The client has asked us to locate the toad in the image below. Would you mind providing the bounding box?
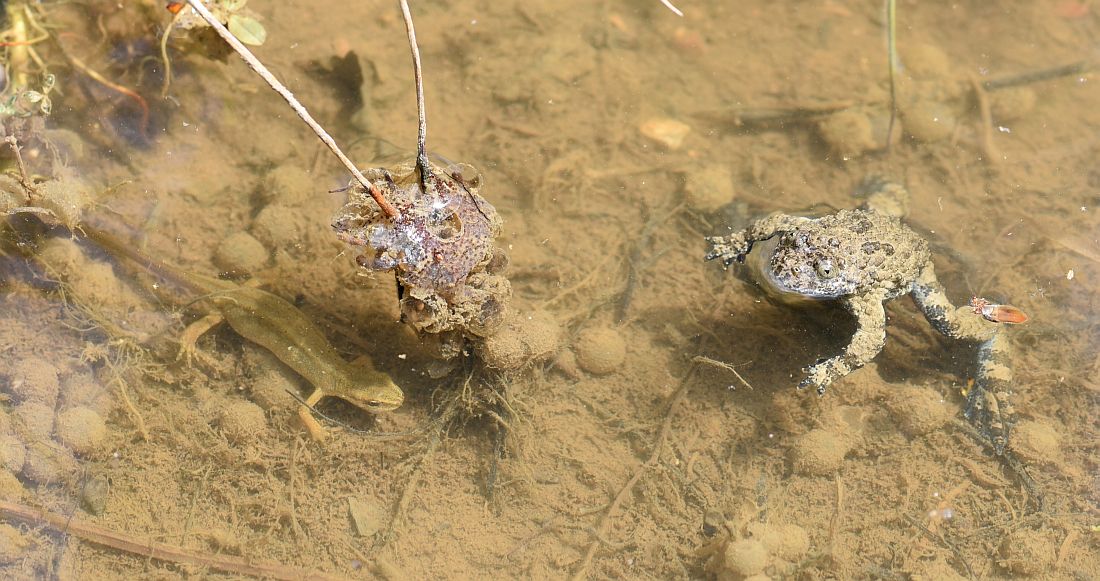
[706,177,1020,454]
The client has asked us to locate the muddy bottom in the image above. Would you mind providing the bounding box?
[0,1,1098,579]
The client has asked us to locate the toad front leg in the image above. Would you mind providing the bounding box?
[910,264,1015,455]
[705,213,813,265]
[799,291,888,395]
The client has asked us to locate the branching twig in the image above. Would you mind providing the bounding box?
[182,0,399,219]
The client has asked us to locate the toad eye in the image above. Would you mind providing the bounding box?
[815,258,838,278]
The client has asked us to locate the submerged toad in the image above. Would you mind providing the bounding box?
[706,177,1020,454]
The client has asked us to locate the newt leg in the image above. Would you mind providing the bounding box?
[176,312,224,368]
[297,389,328,442]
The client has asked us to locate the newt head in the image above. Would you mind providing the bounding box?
[345,375,405,413]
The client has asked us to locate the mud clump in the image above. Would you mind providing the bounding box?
[22,442,77,484]
[333,159,511,360]
[718,538,769,579]
[1009,419,1061,465]
[5,357,61,405]
[0,523,30,565]
[886,385,951,436]
[13,402,55,441]
[573,326,627,375]
[0,470,24,502]
[0,435,27,473]
[217,401,269,444]
[746,522,810,562]
[478,310,562,370]
[790,428,851,476]
[55,407,108,456]
[252,204,307,251]
[214,231,269,274]
[999,528,1056,576]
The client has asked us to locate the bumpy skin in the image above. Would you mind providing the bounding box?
[333,160,511,344]
[706,177,1016,454]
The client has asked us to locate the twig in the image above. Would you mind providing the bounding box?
[398,0,432,182]
[968,73,1001,165]
[570,366,694,580]
[0,500,346,580]
[983,60,1096,91]
[691,355,754,390]
[159,10,185,97]
[4,136,35,196]
[903,514,976,580]
[659,0,684,17]
[884,0,898,150]
[182,0,399,219]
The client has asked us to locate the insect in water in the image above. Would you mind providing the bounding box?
[969,296,1029,324]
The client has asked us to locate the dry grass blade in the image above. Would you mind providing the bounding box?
[0,500,346,580]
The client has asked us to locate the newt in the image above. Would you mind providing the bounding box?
[83,226,405,441]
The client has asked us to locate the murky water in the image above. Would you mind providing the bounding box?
[0,1,1097,579]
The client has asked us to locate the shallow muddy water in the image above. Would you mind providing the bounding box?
[0,1,1098,579]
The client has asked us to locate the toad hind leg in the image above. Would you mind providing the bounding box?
[910,263,1015,454]
[799,292,887,395]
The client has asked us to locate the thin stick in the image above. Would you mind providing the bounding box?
[4,136,35,196]
[884,0,898,150]
[659,0,684,17]
[182,0,399,219]
[0,500,345,581]
[159,10,185,98]
[968,73,1001,165]
[570,367,693,580]
[398,0,432,181]
[691,355,754,390]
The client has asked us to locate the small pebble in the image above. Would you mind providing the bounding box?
[818,109,878,159]
[13,402,56,441]
[683,164,735,213]
[999,528,1055,576]
[747,522,810,561]
[217,401,269,444]
[6,357,61,405]
[886,385,951,436]
[81,472,111,515]
[902,43,953,81]
[0,523,30,565]
[901,99,956,142]
[0,435,27,473]
[251,204,306,250]
[573,326,627,375]
[639,117,691,150]
[1009,419,1061,465]
[478,310,562,370]
[35,175,94,229]
[0,470,25,502]
[22,442,77,484]
[348,496,386,537]
[214,231,270,274]
[990,86,1037,122]
[722,538,769,577]
[59,372,106,410]
[260,165,314,207]
[790,428,850,476]
[55,407,108,456]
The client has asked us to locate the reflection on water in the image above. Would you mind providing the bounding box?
[0,0,1097,578]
